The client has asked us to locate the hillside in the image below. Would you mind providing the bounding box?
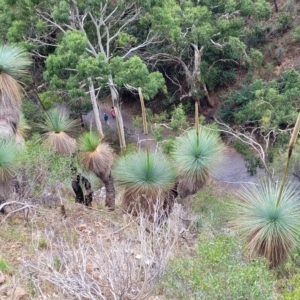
[2,0,300,299]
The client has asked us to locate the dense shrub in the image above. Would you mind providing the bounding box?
[160,234,275,299]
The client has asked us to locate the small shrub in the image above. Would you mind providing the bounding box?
[160,234,275,299]
[161,136,176,155]
[38,238,49,250]
[0,257,10,272]
[277,14,292,34]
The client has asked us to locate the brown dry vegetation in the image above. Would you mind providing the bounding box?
[0,189,193,300]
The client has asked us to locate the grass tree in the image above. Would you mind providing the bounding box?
[0,138,19,213]
[234,113,300,267]
[40,107,78,157]
[78,131,115,210]
[113,151,176,216]
[16,113,31,139]
[0,45,31,138]
[234,179,300,267]
[172,126,225,198]
[39,107,91,209]
[114,87,176,217]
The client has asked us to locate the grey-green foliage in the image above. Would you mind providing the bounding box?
[113,151,176,196]
[161,234,274,300]
[19,134,76,194]
[159,186,275,300]
[0,138,19,183]
[234,179,300,267]
[219,69,300,133]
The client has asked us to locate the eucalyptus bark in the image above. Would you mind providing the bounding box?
[108,75,126,151]
[191,44,214,108]
[88,78,104,138]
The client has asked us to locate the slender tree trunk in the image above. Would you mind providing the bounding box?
[273,0,278,13]
[103,171,115,211]
[201,82,214,107]
[88,78,104,138]
[108,75,126,151]
[190,44,215,109]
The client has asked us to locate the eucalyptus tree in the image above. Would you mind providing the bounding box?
[147,0,271,110]
[1,0,166,151]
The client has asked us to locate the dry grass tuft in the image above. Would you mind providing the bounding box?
[44,132,77,157]
[79,142,114,181]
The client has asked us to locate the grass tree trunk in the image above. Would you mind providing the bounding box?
[103,171,115,210]
[88,78,104,138]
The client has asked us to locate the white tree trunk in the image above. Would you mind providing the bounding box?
[108,75,126,151]
[88,78,104,138]
[191,44,214,108]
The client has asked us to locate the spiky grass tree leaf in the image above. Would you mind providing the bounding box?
[78,131,101,152]
[172,128,224,197]
[78,131,113,181]
[233,179,300,267]
[0,45,31,79]
[17,113,31,137]
[0,75,23,138]
[16,113,31,144]
[114,151,176,197]
[0,138,19,183]
[40,108,78,156]
[40,108,78,135]
[0,45,31,138]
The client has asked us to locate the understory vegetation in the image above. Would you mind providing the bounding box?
[2,0,300,299]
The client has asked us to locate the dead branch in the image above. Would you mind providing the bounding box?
[22,203,183,299]
[214,118,270,174]
[0,201,37,223]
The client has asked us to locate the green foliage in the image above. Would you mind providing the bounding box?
[21,100,44,134]
[243,24,269,48]
[0,138,19,182]
[161,136,176,155]
[51,1,70,23]
[6,20,27,42]
[160,234,274,299]
[219,71,300,136]
[249,48,264,69]
[0,257,10,272]
[172,128,224,186]
[113,151,176,196]
[20,135,76,191]
[152,124,163,142]
[233,179,300,267]
[284,272,300,299]
[78,131,102,153]
[277,14,293,34]
[77,54,110,83]
[116,33,137,47]
[292,26,300,41]
[111,56,166,100]
[39,91,61,109]
[253,0,271,20]
[170,104,188,131]
[40,107,78,135]
[160,184,275,298]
